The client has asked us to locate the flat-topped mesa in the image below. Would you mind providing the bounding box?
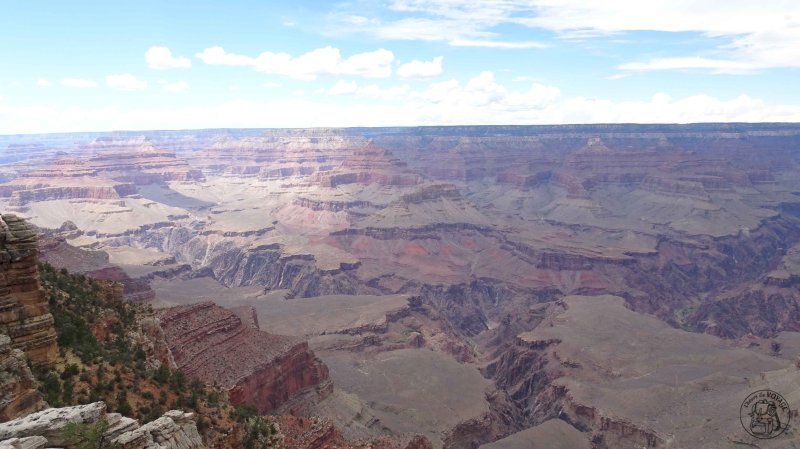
[315,143,421,187]
[0,157,137,206]
[0,215,57,366]
[400,183,462,204]
[195,131,370,177]
[82,138,205,184]
[157,302,332,414]
[193,137,280,176]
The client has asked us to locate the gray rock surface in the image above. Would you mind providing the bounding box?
[0,402,206,449]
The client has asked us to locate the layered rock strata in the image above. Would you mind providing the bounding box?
[0,335,46,422]
[0,215,56,365]
[157,302,332,414]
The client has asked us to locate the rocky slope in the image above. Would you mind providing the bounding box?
[157,302,332,414]
[38,236,156,303]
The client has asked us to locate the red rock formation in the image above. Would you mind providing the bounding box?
[157,302,332,414]
[83,137,205,183]
[0,334,47,421]
[0,215,57,366]
[270,415,433,449]
[193,130,369,178]
[315,143,420,187]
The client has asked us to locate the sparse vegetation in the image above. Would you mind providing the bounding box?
[63,419,117,449]
[33,262,244,446]
[243,416,275,449]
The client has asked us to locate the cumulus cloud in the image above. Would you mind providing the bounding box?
[397,56,443,78]
[106,74,148,90]
[36,79,53,87]
[162,81,189,92]
[61,78,97,88]
[196,45,394,79]
[328,80,358,95]
[146,46,192,70]
[328,80,410,99]
[196,46,254,66]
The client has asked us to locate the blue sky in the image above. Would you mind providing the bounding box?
[1,0,799,133]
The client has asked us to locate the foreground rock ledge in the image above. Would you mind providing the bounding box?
[0,402,206,449]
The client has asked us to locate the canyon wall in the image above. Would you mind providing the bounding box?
[0,335,46,422]
[4,124,800,447]
[157,302,332,414]
[0,214,57,366]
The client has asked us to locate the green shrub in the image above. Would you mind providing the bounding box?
[63,419,116,449]
[233,403,259,422]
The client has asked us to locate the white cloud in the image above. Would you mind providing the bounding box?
[328,80,358,95]
[2,91,799,135]
[449,39,548,49]
[61,78,97,88]
[397,56,443,78]
[162,81,189,92]
[422,71,560,109]
[36,79,52,87]
[196,46,255,66]
[618,57,764,74]
[263,81,283,88]
[196,46,394,79]
[338,1,800,71]
[4,72,800,133]
[328,80,410,99]
[336,48,394,78]
[358,84,411,100]
[146,46,192,70]
[106,74,148,90]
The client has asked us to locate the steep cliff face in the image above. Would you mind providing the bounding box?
[157,302,332,414]
[0,215,57,366]
[0,335,46,422]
